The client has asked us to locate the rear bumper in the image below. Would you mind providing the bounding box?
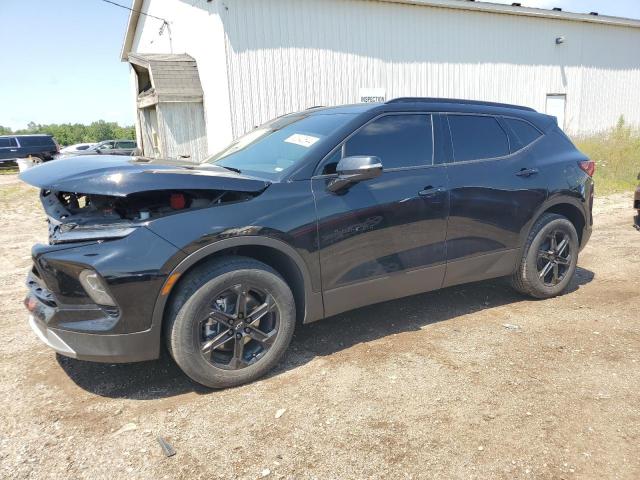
[634,186,640,231]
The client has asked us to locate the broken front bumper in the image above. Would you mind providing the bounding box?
[25,270,163,363]
[24,227,184,363]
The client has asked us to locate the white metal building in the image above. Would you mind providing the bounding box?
[121,0,640,161]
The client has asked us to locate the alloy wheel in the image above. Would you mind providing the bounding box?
[536,230,572,286]
[199,284,279,370]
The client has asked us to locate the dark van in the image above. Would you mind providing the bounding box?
[0,135,59,164]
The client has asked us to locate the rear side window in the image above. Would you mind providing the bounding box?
[343,114,433,170]
[18,136,54,147]
[448,115,509,162]
[504,118,542,147]
[0,137,16,148]
[118,141,136,148]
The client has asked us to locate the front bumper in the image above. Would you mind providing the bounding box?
[27,313,160,363]
[24,227,185,363]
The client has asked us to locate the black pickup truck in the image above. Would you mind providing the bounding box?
[0,135,59,164]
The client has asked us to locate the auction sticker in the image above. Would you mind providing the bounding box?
[285,133,320,148]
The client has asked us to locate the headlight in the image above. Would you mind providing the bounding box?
[51,224,137,244]
[78,270,117,306]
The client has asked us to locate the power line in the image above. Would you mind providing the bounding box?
[99,0,169,24]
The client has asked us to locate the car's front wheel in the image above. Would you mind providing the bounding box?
[510,213,579,299]
[166,256,296,388]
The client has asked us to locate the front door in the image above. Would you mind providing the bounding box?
[312,113,449,317]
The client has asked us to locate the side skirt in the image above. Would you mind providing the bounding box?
[322,264,446,318]
[442,248,519,288]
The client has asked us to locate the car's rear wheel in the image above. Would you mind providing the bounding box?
[166,256,295,388]
[510,213,579,299]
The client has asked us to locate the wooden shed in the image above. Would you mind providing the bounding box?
[128,53,208,162]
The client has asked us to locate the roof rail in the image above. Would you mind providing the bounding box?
[386,97,536,112]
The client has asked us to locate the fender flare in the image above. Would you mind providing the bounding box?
[521,193,587,246]
[150,236,322,336]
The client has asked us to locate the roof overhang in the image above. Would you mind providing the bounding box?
[383,0,640,29]
[129,53,204,108]
[121,0,640,61]
[121,0,144,62]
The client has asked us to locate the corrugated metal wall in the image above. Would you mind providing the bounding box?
[156,102,208,160]
[220,0,640,136]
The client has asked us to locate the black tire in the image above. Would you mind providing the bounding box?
[510,213,579,299]
[166,256,296,388]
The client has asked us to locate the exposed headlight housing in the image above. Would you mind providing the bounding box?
[51,224,137,245]
[78,270,117,306]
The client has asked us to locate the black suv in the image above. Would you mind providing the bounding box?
[0,134,59,164]
[21,98,594,388]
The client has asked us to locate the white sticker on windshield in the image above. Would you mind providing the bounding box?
[284,133,320,148]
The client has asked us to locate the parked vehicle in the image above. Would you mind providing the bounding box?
[0,134,59,164]
[59,143,96,155]
[71,139,138,156]
[634,173,640,230]
[21,98,594,388]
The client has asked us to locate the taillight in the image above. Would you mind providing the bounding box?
[578,160,595,177]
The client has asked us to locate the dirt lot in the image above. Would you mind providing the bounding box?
[0,174,638,479]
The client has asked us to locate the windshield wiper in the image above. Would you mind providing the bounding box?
[217,165,242,174]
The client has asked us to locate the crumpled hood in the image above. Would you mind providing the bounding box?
[19,155,271,196]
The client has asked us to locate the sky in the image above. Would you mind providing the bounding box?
[1,0,639,130]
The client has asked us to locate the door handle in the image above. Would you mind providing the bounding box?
[10,149,17,152]
[516,168,539,177]
[418,186,445,198]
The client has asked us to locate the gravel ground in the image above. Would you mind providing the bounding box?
[0,175,639,479]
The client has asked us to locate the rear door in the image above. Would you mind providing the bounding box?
[443,113,547,287]
[114,141,136,155]
[312,113,449,316]
[0,137,19,161]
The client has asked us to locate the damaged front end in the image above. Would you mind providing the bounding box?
[19,155,273,361]
[41,188,257,244]
[19,154,271,244]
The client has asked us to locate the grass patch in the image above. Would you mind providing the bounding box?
[573,117,640,195]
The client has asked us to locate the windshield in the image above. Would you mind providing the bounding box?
[88,141,108,151]
[204,113,357,179]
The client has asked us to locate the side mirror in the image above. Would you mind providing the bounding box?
[327,156,382,192]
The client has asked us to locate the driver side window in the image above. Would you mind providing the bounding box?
[320,114,433,175]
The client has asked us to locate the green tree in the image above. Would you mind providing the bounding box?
[3,121,135,146]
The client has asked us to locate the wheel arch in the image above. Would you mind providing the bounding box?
[527,196,587,247]
[152,237,324,339]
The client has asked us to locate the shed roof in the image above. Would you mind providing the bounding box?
[129,53,203,107]
[121,0,640,61]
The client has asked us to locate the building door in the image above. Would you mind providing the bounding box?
[546,94,566,130]
[312,113,449,317]
[139,106,160,158]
